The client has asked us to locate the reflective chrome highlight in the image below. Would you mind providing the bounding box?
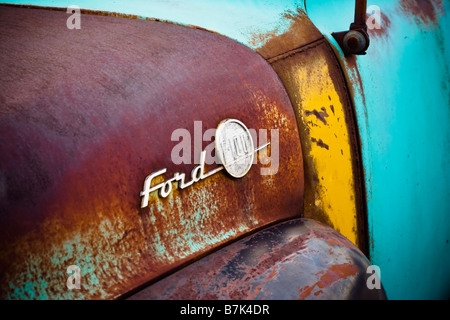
[215,119,254,178]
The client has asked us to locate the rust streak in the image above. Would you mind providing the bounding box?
[297,263,359,299]
[399,0,444,25]
[345,55,366,107]
[367,12,391,39]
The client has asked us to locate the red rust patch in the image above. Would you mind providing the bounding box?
[297,263,359,299]
[399,0,445,25]
[251,7,323,60]
[367,12,392,38]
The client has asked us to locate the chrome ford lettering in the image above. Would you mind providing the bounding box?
[140,119,269,208]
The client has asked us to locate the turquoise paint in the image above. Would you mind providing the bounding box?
[9,279,50,300]
[307,0,450,299]
[4,0,449,300]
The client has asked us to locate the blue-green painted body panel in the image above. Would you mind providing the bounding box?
[307,0,450,299]
[3,0,449,299]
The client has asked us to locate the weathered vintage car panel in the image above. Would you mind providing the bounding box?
[4,0,446,301]
[127,218,386,300]
[0,6,304,299]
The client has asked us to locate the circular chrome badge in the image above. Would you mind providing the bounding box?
[215,119,254,178]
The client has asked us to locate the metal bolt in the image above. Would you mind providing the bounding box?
[343,30,369,54]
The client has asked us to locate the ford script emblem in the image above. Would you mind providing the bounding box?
[140,119,269,208]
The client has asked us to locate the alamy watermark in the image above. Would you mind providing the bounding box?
[367,5,382,30]
[366,265,381,290]
[66,5,81,30]
[66,265,81,290]
[170,121,279,176]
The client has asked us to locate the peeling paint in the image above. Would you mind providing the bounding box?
[267,41,362,248]
[128,219,386,300]
[297,263,359,299]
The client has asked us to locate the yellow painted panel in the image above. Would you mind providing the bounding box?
[291,53,358,245]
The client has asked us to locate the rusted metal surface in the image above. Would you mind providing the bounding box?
[248,8,323,60]
[0,6,303,299]
[354,0,368,27]
[127,218,386,300]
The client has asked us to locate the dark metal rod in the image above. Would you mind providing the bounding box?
[354,0,367,27]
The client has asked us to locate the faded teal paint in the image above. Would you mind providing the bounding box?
[9,279,50,300]
[307,0,450,299]
[11,286,28,300]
